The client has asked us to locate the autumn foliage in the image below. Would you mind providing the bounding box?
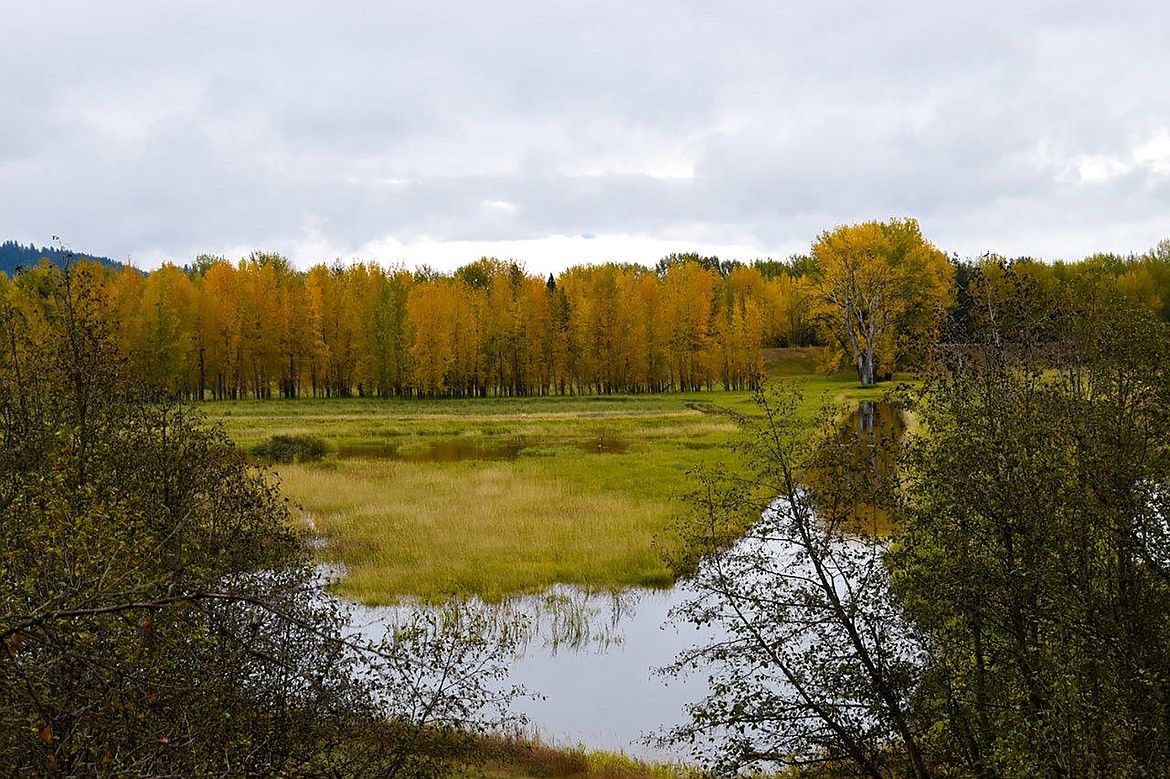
[808,218,954,385]
[8,224,1168,400]
[2,254,812,399]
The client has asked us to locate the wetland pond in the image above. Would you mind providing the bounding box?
[339,401,904,760]
[345,583,708,759]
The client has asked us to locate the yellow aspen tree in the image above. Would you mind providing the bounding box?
[614,267,651,392]
[359,264,413,398]
[518,274,553,395]
[547,271,574,395]
[280,275,309,398]
[405,279,457,397]
[111,266,148,375]
[717,266,768,390]
[138,264,199,397]
[1115,266,1163,315]
[239,253,293,399]
[809,218,953,385]
[636,272,669,392]
[559,266,597,393]
[661,261,718,391]
[199,260,242,399]
[304,265,330,397]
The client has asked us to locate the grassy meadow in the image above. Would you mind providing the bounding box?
[205,348,888,603]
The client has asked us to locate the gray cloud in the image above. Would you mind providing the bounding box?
[2,0,1170,268]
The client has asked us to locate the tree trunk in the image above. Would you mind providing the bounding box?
[857,350,875,385]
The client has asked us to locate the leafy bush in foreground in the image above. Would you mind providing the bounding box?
[0,262,521,776]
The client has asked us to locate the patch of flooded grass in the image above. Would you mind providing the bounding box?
[337,438,528,462]
[278,455,682,603]
[334,436,631,462]
[208,373,898,601]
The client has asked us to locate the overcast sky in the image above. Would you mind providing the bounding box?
[3,1,1169,275]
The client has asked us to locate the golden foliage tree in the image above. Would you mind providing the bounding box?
[809,218,953,385]
[3,251,805,398]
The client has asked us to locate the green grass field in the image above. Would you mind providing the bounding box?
[205,351,888,603]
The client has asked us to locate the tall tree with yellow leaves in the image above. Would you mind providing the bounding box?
[809,218,953,385]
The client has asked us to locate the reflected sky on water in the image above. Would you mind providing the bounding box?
[331,402,905,759]
[342,582,714,759]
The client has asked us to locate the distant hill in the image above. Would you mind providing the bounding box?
[0,240,126,276]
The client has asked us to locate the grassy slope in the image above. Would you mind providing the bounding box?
[206,351,888,603]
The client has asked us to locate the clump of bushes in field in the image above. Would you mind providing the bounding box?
[251,434,328,463]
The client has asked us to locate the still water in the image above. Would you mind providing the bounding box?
[339,402,904,759]
[345,584,712,759]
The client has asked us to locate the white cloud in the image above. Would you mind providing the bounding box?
[1033,127,1170,187]
[65,81,204,144]
[1073,154,1130,184]
[1134,128,1170,175]
[482,200,519,214]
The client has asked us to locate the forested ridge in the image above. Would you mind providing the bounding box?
[0,240,123,276]
[3,227,1170,400]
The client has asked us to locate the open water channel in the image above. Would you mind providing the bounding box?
[344,577,712,759]
[335,401,903,760]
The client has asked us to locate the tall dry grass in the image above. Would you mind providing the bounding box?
[210,371,890,602]
[278,452,681,603]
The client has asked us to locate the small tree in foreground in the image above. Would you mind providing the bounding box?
[0,261,521,775]
[889,273,1170,775]
[662,269,1170,776]
[658,386,930,777]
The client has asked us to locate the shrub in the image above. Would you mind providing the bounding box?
[252,433,328,463]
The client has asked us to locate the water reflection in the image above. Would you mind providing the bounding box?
[843,401,904,492]
[339,582,710,759]
[346,587,643,655]
[327,402,904,759]
[806,401,905,536]
[852,400,904,443]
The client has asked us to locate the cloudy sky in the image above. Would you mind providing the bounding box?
[3,1,1169,275]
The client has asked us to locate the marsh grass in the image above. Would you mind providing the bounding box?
[206,359,890,602]
[466,731,704,778]
[250,433,328,463]
[276,440,720,603]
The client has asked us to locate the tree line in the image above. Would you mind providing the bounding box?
[0,239,122,276]
[1,254,814,400]
[4,223,1170,397]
